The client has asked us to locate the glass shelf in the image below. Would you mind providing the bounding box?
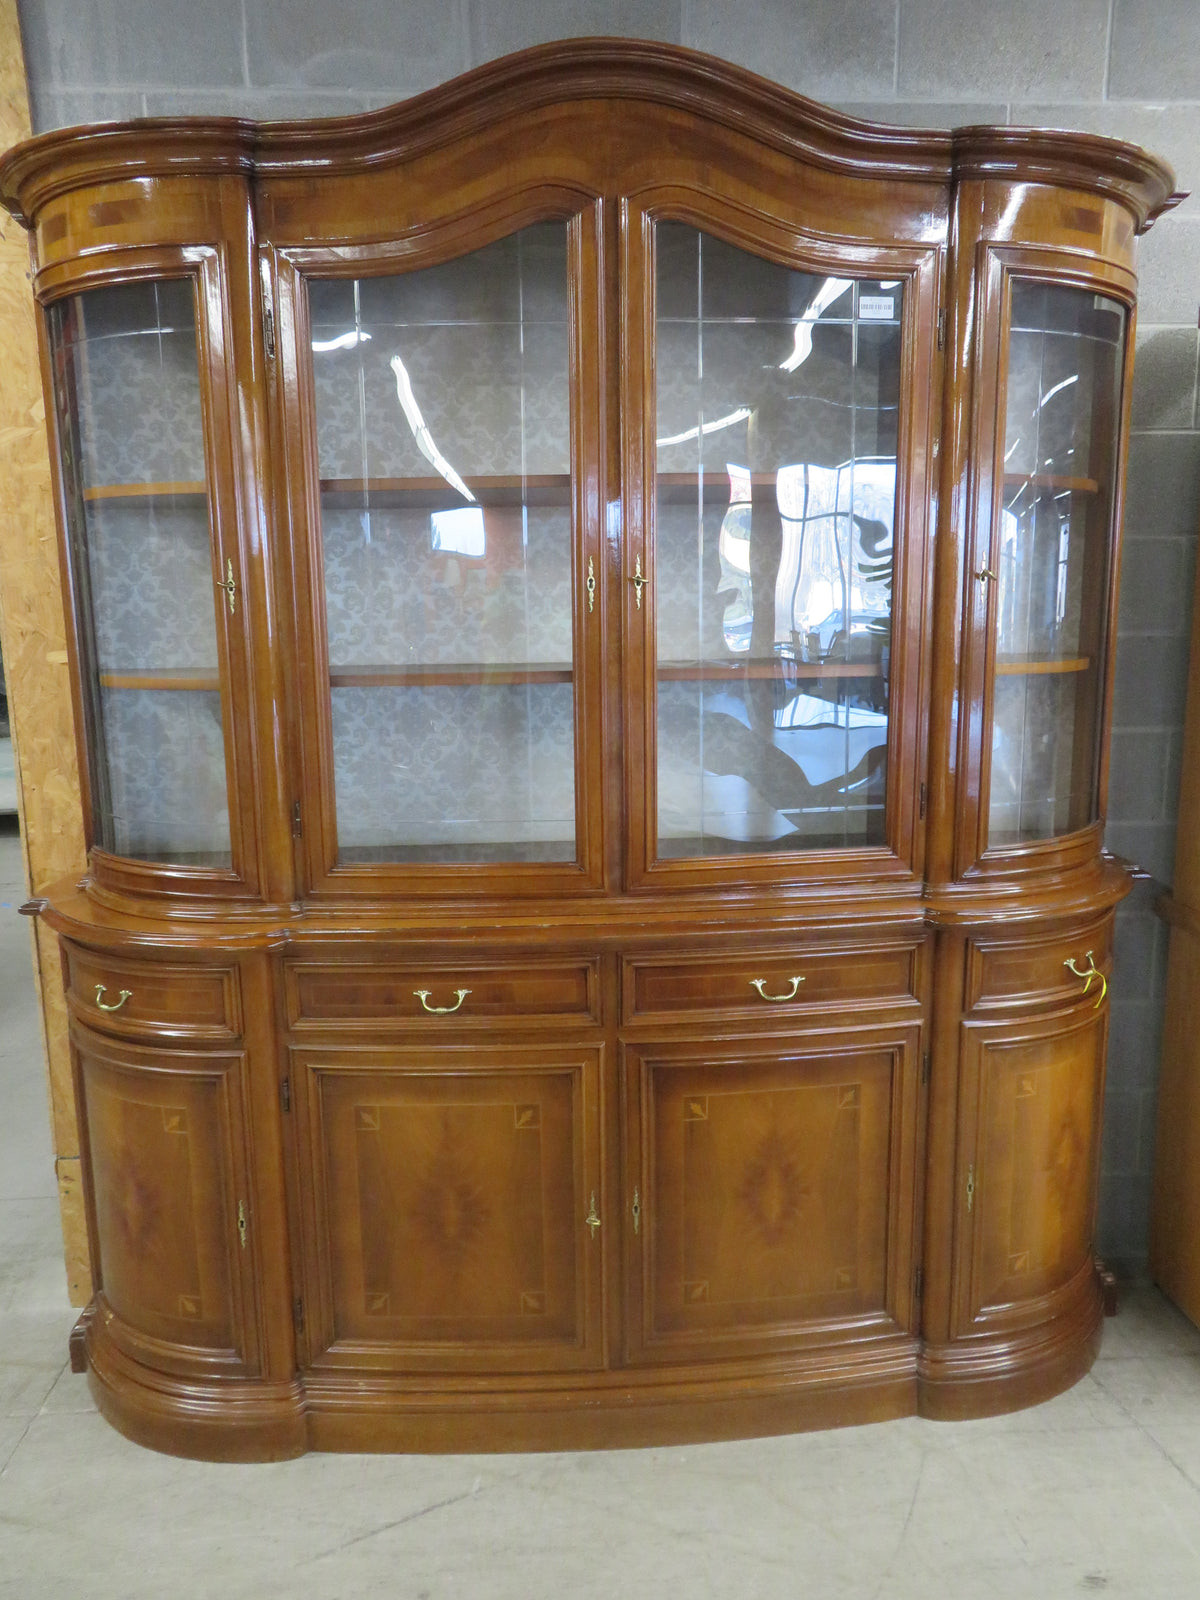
[82,481,207,503]
[319,474,570,510]
[994,656,1090,677]
[657,659,885,682]
[98,669,221,691]
[1001,472,1100,496]
[328,663,573,687]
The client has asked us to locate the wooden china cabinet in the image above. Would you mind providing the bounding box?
[0,42,1178,1459]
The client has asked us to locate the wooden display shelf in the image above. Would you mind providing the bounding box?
[658,658,886,681]
[1002,473,1100,495]
[995,655,1090,677]
[98,669,219,690]
[82,481,206,502]
[327,659,885,688]
[320,473,570,509]
[329,662,573,687]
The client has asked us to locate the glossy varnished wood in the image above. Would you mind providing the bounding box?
[0,41,1177,1457]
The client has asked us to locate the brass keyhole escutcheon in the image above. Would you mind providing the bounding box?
[585,1193,601,1239]
[217,557,237,615]
[630,554,648,609]
[586,556,596,614]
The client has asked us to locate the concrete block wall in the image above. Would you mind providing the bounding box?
[15,0,1200,1269]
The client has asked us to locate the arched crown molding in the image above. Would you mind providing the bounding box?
[0,39,1183,233]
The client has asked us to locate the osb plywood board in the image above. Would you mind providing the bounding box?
[0,0,91,1304]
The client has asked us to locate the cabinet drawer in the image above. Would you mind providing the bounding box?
[622,941,922,1025]
[285,957,602,1030]
[965,918,1113,1014]
[64,945,242,1042]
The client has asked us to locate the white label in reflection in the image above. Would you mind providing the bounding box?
[858,295,895,321]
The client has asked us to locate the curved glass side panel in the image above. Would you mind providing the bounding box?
[987,282,1126,847]
[309,223,575,865]
[47,280,231,866]
[654,224,902,857]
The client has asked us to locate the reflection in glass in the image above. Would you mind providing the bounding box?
[47,280,232,866]
[309,224,575,863]
[654,224,903,856]
[988,283,1126,846]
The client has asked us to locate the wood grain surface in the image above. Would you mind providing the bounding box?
[0,0,89,1304]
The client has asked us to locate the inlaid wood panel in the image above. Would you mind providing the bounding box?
[955,1005,1107,1334]
[73,1026,257,1371]
[624,1027,920,1361]
[293,1045,603,1372]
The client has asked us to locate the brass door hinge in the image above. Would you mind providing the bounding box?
[919,781,927,821]
[914,1264,924,1302]
[937,307,947,349]
[292,800,302,838]
[263,305,276,359]
[921,1050,931,1087]
[293,1297,304,1333]
[280,1076,291,1113]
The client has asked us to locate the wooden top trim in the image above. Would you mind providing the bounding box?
[0,40,1181,232]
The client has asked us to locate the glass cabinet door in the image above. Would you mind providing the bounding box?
[47,279,233,867]
[652,225,904,857]
[986,281,1126,847]
[307,224,577,865]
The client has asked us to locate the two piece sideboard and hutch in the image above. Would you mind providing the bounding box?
[0,42,1179,1459]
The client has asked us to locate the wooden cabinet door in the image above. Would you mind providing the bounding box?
[952,1002,1107,1336]
[291,1044,604,1373]
[623,1026,922,1363]
[73,1024,260,1376]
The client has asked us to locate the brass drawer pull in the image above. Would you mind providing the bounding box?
[413,987,471,1015]
[750,975,805,1003]
[1064,952,1107,1008]
[94,983,132,1013]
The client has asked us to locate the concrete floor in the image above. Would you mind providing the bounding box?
[5,825,1200,1597]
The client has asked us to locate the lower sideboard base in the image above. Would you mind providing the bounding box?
[915,1273,1105,1422]
[71,1287,1106,1459]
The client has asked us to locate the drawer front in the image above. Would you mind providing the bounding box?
[965,917,1113,1014]
[622,941,922,1025]
[285,957,602,1031]
[65,945,242,1042]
